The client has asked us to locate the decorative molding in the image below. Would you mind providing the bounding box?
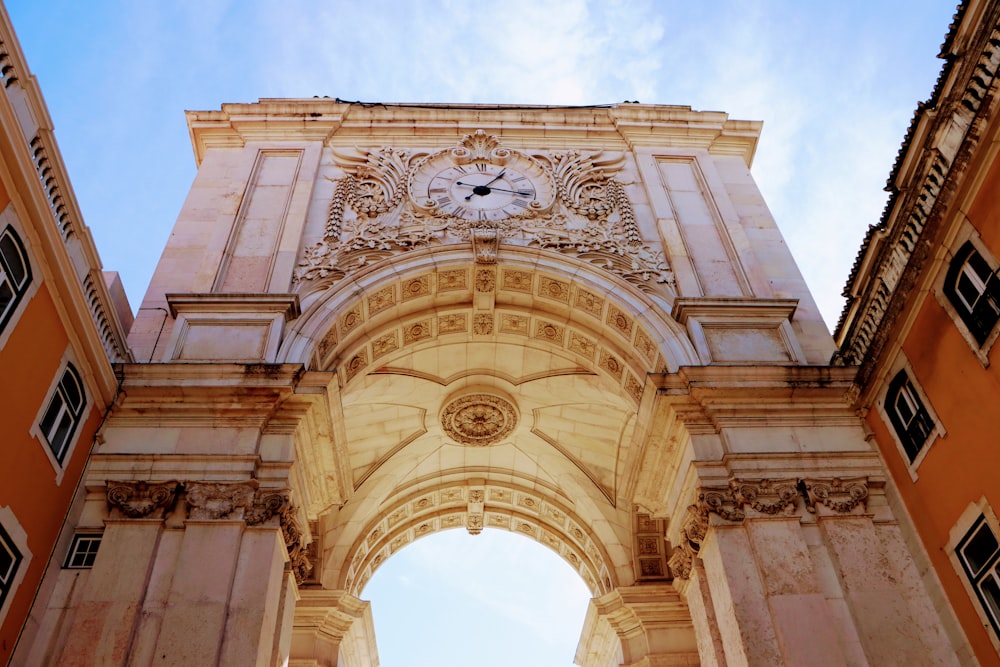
[800,477,869,514]
[246,489,291,526]
[293,133,673,293]
[835,21,1000,384]
[106,481,179,519]
[186,481,258,521]
[440,393,518,446]
[669,476,869,579]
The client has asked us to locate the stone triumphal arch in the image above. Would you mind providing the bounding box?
[16,102,969,666]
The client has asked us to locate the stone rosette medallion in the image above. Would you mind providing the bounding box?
[440,393,517,446]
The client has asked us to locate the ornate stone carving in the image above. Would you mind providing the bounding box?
[670,476,863,579]
[107,481,178,519]
[279,503,313,585]
[186,481,257,520]
[730,478,799,516]
[441,393,518,446]
[473,313,494,335]
[800,477,869,514]
[474,269,496,293]
[472,229,500,264]
[294,134,673,292]
[246,490,290,526]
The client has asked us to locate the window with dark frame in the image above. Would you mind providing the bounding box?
[0,224,31,335]
[64,534,101,569]
[0,522,23,612]
[885,369,935,463]
[957,516,1000,637]
[40,363,86,464]
[944,241,1000,345]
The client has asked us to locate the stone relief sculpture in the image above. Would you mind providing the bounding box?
[295,131,673,292]
[667,476,870,580]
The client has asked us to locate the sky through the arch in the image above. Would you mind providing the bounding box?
[5,2,961,665]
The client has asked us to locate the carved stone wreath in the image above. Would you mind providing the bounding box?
[440,393,518,446]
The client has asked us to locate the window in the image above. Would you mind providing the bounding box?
[885,369,935,462]
[0,522,23,613]
[0,224,31,334]
[957,516,1000,637]
[40,363,86,464]
[64,534,101,569]
[945,241,1000,345]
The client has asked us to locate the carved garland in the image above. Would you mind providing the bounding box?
[295,132,673,292]
[667,476,869,580]
[105,481,313,585]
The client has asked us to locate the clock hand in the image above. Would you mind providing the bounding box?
[481,186,534,196]
[483,170,506,187]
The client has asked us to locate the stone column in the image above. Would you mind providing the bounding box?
[290,589,379,667]
[149,483,295,666]
[672,561,726,667]
[54,481,303,667]
[669,477,961,667]
[54,482,178,667]
[575,584,699,667]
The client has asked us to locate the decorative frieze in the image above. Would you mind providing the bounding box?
[800,477,869,514]
[186,481,257,521]
[669,476,870,580]
[106,481,312,585]
[106,481,179,519]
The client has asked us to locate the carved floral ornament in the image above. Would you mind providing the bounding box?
[667,477,870,580]
[105,480,313,585]
[295,130,673,293]
[440,393,518,446]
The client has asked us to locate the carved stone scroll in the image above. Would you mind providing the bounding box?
[106,480,179,519]
[669,476,869,579]
[246,489,291,526]
[186,481,258,521]
[800,477,869,514]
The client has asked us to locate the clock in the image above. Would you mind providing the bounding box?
[409,151,555,222]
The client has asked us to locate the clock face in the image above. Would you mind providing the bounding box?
[410,154,555,222]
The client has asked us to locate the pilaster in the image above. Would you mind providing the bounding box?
[290,589,378,667]
[575,584,699,667]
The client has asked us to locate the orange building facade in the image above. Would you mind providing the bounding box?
[0,7,130,663]
[837,1,1000,663]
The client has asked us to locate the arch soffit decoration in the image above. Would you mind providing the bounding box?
[335,477,619,598]
[279,246,701,380]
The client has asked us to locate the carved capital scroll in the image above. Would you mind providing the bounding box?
[669,476,868,579]
[246,489,291,526]
[106,480,179,519]
[186,481,258,521]
[800,477,869,514]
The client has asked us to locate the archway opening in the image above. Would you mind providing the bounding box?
[362,528,592,667]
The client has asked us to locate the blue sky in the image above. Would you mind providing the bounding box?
[6,2,959,665]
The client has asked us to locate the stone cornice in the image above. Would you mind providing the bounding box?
[835,2,1000,389]
[186,100,761,167]
[650,365,858,429]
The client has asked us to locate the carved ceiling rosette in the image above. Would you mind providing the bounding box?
[294,131,673,293]
[440,392,518,446]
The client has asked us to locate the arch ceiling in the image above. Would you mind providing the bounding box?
[280,246,699,592]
